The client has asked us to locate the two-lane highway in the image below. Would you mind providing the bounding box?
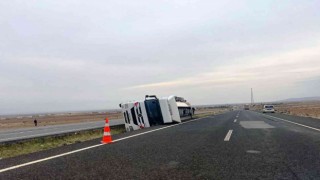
[0,119,124,143]
[1,111,320,179]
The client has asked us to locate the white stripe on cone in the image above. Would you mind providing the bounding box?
[104,132,111,136]
[105,123,110,127]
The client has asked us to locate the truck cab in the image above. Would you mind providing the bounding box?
[119,95,193,132]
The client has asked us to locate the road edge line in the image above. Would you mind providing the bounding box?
[257,112,320,132]
[0,117,207,173]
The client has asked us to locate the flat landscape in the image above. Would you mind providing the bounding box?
[1,1,319,179]
[276,101,320,119]
[1,110,320,179]
[0,111,122,131]
[252,101,320,119]
[0,107,229,131]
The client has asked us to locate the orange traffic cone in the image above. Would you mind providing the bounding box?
[101,118,113,144]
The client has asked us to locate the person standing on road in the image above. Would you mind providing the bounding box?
[34,119,38,127]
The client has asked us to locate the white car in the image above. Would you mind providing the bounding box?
[263,105,275,113]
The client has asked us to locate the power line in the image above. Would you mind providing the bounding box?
[251,88,254,105]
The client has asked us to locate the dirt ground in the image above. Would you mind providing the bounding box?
[194,106,231,116]
[0,107,230,131]
[0,111,123,131]
[251,101,320,119]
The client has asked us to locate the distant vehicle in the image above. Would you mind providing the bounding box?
[119,95,193,132]
[263,105,275,113]
[244,104,250,110]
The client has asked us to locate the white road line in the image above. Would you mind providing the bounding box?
[234,119,237,123]
[0,120,123,135]
[0,144,104,173]
[0,126,106,142]
[262,113,320,132]
[0,117,207,173]
[224,130,233,141]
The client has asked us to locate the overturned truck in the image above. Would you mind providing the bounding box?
[119,95,193,132]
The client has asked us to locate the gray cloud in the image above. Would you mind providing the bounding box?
[1,0,320,114]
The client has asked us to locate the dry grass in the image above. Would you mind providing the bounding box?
[193,107,231,118]
[0,126,125,159]
[0,111,122,130]
[251,101,320,119]
[276,101,320,119]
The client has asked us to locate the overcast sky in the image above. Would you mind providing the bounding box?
[1,0,320,114]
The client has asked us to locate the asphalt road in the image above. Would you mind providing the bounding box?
[0,119,125,143]
[1,110,320,179]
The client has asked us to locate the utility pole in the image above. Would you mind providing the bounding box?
[251,88,254,105]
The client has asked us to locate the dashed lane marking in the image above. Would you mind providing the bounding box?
[224,130,233,141]
[0,117,207,173]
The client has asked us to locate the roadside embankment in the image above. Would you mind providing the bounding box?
[0,125,125,159]
[0,111,122,131]
[0,106,230,159]
[250,101,320,119]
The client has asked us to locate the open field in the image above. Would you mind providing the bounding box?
[193,106,231,118]
[3,101,316,132]
[252,101,320,119]
[0,111,122,131]
[276,101,320,119]
[0,106,231,131]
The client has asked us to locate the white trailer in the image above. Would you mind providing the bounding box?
[119,95,193,132]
